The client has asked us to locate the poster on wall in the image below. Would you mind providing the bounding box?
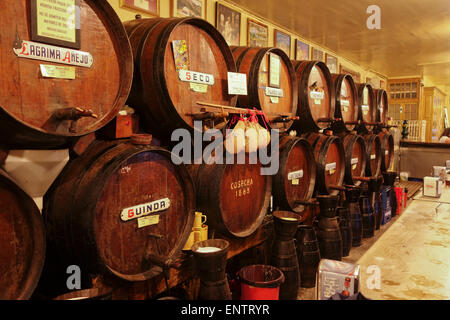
[216,3,241,46]
[121,0,159,16]
[173,0,204,18]
[295,39,309,60]
[30,0,81,49]
[247,19,268,47]
[340,65,361,83]
[325,53,338,73]
[312,47,323,62]
[274,30,291,58]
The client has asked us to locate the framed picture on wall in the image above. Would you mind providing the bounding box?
[247,19,268,47]
[340,65,361,83]
[325,53,338,74]
[380,79,385,89]
[274,29,291,57]
[216,2,241,46]
[312,47,323,61]
[120,0,159,16]
[295,39,309,60]
[173,0,205,18]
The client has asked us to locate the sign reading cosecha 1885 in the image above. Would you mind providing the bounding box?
[30,0,81,49]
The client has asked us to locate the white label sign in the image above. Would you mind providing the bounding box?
[310,91,324,100]
[351,158,359,165]
[14,40,93,68]
[120,198,170,222]
[288,170,304,181]
[341,99,350,107]
[362,105,369,110]
[370,154,376,160]
[227,72,247,95]
[265,87,284,97]
[325,162,337,171]
[385,150,389,155]
[179,70,215,85]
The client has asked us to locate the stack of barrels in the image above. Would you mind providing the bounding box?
[0,1,395,300]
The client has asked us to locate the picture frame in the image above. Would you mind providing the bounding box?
[120,0,159,16]
[247,19,268,47]
[325,53,338,74]
[269,53,281,88]
[274,29,291,58]
[173,0,205,19]
[312,47,323,62]
[340,65,361,83]
[216,2,241,46]
[295,39,310,60]
[30,0,81,49]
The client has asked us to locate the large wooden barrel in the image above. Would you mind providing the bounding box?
[302,133,345,196]
[0,170,45,300]
[341,133,367,186]
[291,61,335,133]
[230,47,298,133]
[332,74,359,132]
[375,89,389,125]
[0,0,133,149]
[43,138,195,281]
[377,131,394,172]
[356,83,376,132]
[125,17,237,138]
[272,136,316,213]
[363,134,382,177]
[195,159,271,237]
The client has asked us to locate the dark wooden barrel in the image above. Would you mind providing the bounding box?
[377,131,394,172]
[0,0,133,149]
[125,17,237,138]
[332,74,359,132]
[296,225,320,288]
[356,83,376,132]
[291,61,335,133]
[230,47,298,132]
[195,158,271,237]
[0,170,45,300]
[375,89,389,125]
[43,138,195,281]
[341,133,367,186]
[302,133,345,196]
[363,134,382,178]
[272,136,316,213]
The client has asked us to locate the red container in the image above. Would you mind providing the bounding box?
[239,265,285,300]
[395,187,404,215]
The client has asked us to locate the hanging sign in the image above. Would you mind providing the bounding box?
[120,198,171,222]
[288,170,304,181]
[265,87,284,97]
[14,40,93,68]
[31,0,81,49]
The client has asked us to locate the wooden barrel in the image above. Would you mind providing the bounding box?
[0,170,45,300]
[332,74,359,132]
[291,61,335,133]
[377,131,394,172]
[272,136,316,213]
[363,134,382,177]
[341,133,367,186]
[125,17,237,138]
[302,133,345,196]
[195,158,271,237]
[231,47,298,132]
[375,89,389,125]
[43,138,195,281]
[356,83,376,132]
[0,0,133,149]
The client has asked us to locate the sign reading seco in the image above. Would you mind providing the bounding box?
[179,70,215,85]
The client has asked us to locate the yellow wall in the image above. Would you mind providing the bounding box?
[107,0,387,86]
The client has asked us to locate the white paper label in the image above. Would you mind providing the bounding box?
[362,105,369,110]
[14,40,93,68]
[325,162,337,171]
[341,99,350,107]
[385,150,389,155]
[265,87,284,97]
[310,91,324,100]
[40,64,75,79]
[288,170,304,180]
[179,70,215,85]
[270,96,279,103]
[120,198,170,222]
[370,154,376,160]
[227,72,247,95]
[137,215,160,228]
[351,158,359,165]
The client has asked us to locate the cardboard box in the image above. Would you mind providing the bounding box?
[316,259,360,300]
[423,176,443,198]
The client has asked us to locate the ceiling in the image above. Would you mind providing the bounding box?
[229,0,450,94]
